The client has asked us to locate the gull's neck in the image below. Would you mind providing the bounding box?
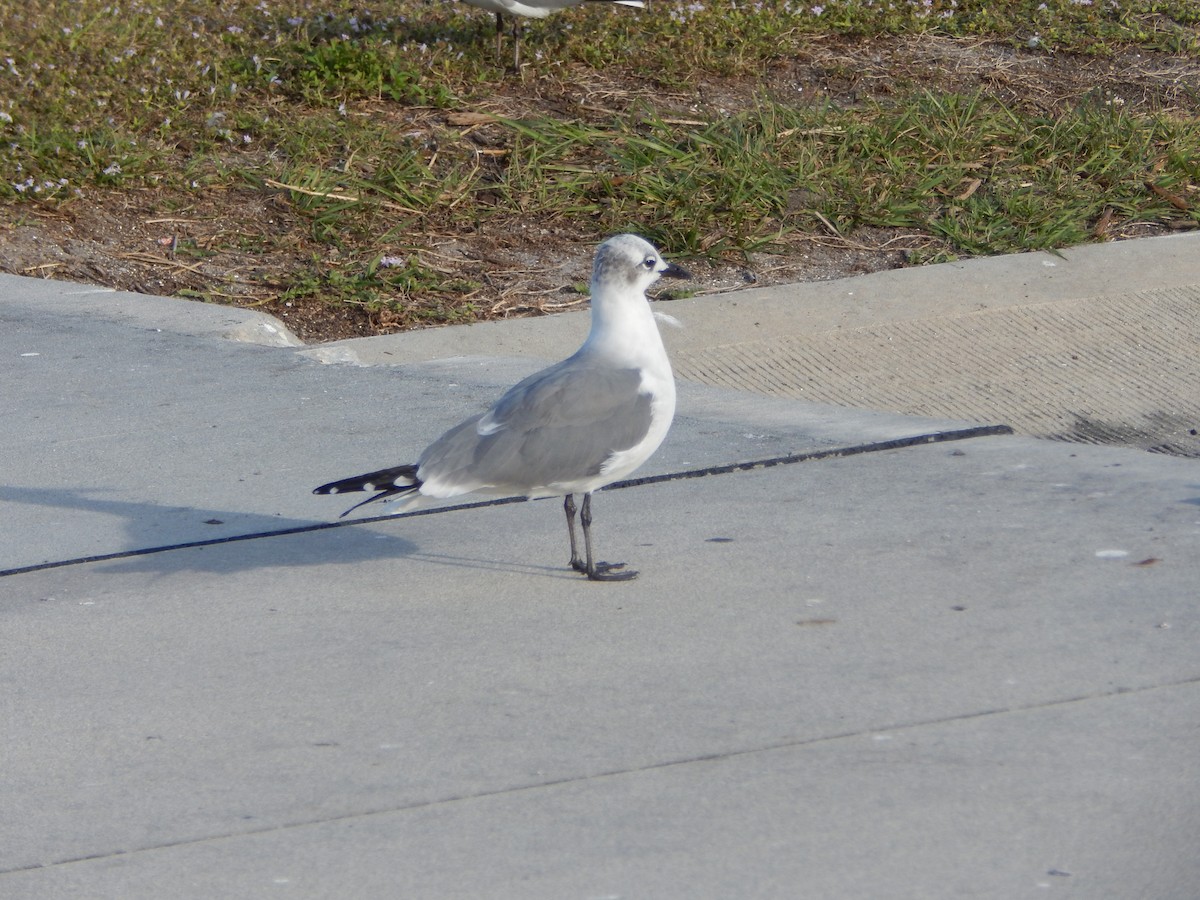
[580,282,667,368]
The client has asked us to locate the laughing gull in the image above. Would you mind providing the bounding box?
[460,0,645,69]
[314,233,689,581]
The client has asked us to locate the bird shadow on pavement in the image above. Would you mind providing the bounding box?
[0,484,576,580]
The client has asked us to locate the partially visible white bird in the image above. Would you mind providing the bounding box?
[314,233,689,581]
[459,0,646,69]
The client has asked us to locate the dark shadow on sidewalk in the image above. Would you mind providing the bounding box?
[0,484,579,580]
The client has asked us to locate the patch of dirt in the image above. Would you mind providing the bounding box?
[1,34,1196,343]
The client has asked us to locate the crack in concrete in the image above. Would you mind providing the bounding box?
[0,425,1010,578]
[5,673,1196,877]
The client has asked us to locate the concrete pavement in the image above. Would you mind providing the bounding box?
[2,234,1199,898]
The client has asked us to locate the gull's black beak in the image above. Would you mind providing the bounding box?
[661,261,691,280]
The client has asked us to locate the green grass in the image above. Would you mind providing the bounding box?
[488,95,1199,255]
[274,254,481,328]
[1,0,1198,326]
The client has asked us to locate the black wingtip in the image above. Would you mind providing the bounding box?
[314,464,419,495]
[312,484,354,496]
[313,464,422,516]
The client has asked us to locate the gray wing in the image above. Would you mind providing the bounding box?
[417,360,652,493]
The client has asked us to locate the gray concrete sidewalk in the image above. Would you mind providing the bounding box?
[2,236,1199,898]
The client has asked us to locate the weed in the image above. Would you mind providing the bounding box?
[279,253,480,328]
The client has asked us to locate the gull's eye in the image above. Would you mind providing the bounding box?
[642,256,657,270]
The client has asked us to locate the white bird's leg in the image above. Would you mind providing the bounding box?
[580,492,637,582]
[494,12,504,66]
[564,494,585,573]
[511,18,523,71]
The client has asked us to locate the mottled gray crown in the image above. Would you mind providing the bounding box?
[591,234,664,289]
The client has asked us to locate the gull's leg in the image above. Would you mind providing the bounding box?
[564,494,586,573]
[511,18,523,71]
[580,492,637,582]
[494,13,504,67]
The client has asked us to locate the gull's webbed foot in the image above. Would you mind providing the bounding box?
[586,561,637,582]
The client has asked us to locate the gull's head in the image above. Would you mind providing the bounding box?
[592,234,690,299]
